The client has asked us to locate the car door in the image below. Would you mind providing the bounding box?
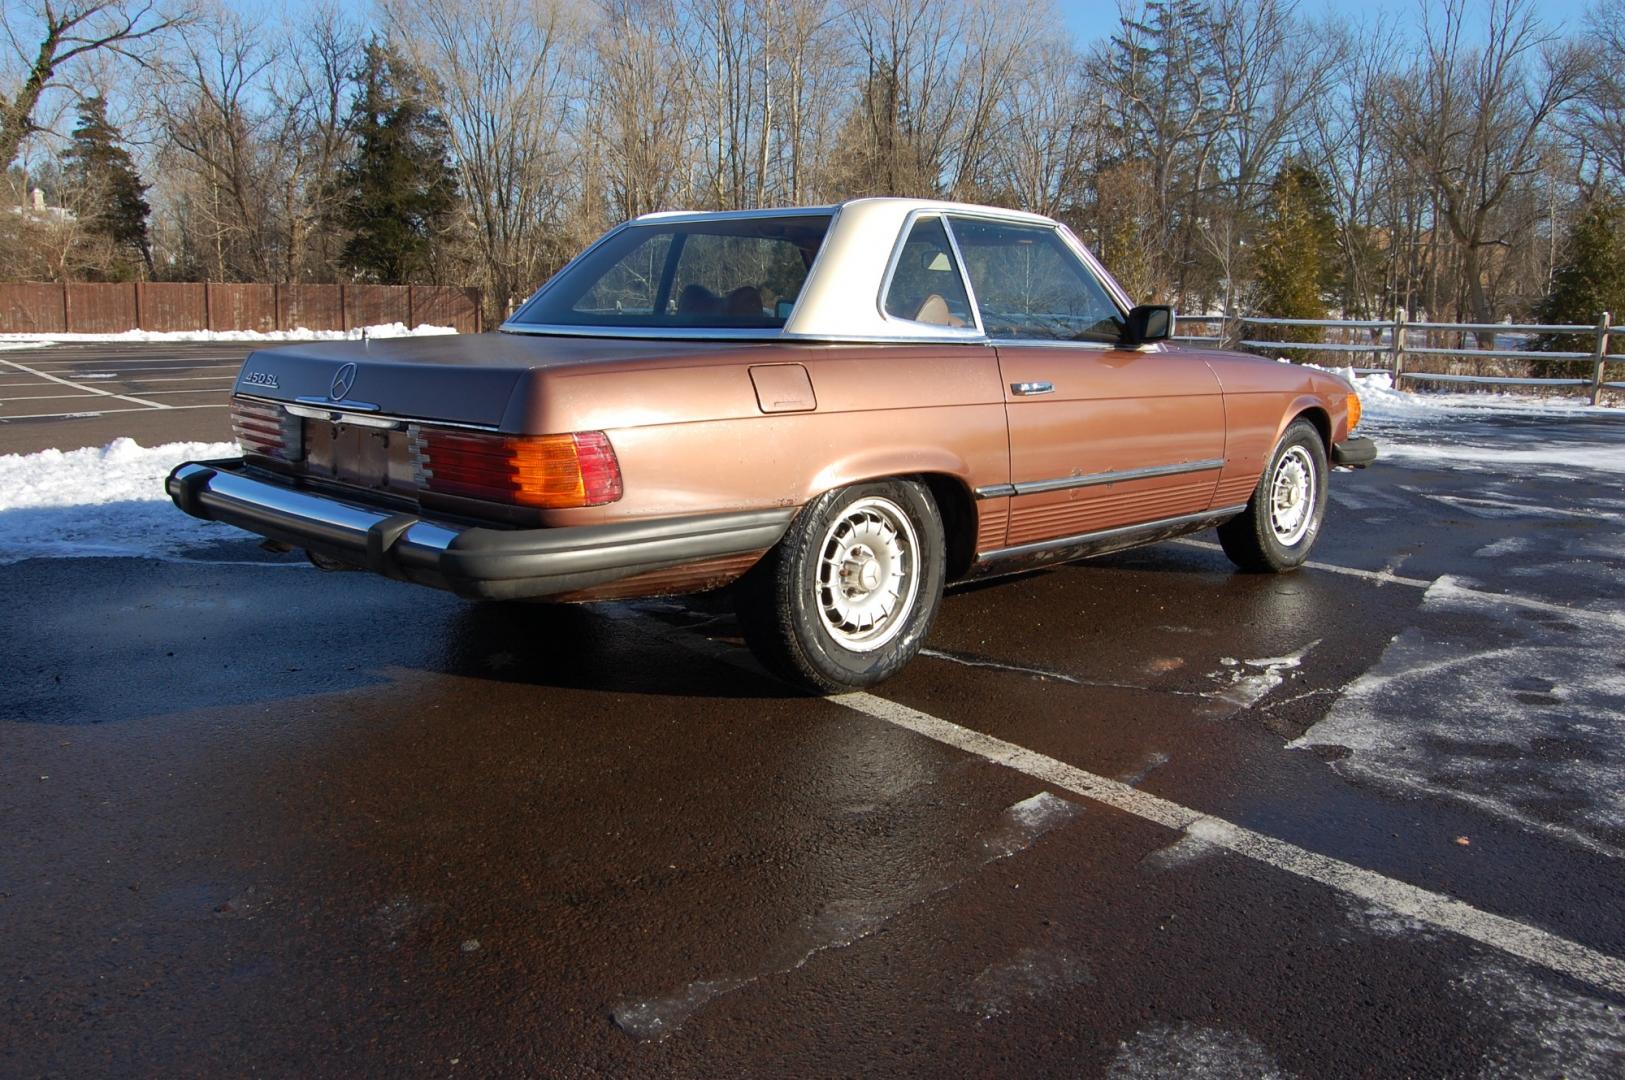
[946,215,1226,551]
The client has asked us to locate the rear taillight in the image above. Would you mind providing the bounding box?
[409,427,622,509]
[231,397,303,462]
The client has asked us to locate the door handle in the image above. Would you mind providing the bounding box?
[1011,381,1054,396]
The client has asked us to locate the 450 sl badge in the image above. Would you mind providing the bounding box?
[242,371,279,388]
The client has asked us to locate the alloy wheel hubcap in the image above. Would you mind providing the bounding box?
[1269,446,1317,545]
[816,497,920,652]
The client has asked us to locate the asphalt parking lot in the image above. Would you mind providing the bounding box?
[0,342,238,452]
[3,344,1624,1077]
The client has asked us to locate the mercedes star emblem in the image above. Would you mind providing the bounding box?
[329,362,358,401]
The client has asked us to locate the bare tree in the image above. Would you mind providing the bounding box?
[0,0,186,168]
[384,0,583,317]
[1386,0,1586,329]
[588,0,695,220]
[155,7,282,279]
[267,1,362,281]
[992,39,1092,217]
[1566,0,1625,192]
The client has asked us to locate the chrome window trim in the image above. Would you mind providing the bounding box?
[873,209,986,339]
[974,458,1227,500]
[634,205,838,223]
[496,324,1002,346]
[977,504,1249,561]
[988,338,1118,352]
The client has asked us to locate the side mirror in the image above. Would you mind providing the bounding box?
[1122,304,1174,347]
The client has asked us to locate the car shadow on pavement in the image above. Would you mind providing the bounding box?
[431,596,806,701]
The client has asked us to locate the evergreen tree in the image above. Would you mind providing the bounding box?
[1253,158,1338,345]
[1533,196,1625,379]
[61,95,152,278]
[334,42,459,284]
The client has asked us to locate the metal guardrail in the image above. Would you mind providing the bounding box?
[1174,312,1619,405]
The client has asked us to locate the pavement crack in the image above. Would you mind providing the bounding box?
[609,792,1084,1041]
[920,648,1213,699]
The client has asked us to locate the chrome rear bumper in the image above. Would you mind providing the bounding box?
[167,459,792,601]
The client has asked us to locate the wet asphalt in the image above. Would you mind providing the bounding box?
[3,351,1625,1077]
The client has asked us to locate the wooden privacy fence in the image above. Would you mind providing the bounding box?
[1177,312,1622,406]
[0,282,484,335]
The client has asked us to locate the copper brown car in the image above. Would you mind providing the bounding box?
[168,198,1376,691]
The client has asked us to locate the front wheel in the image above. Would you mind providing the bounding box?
[1218,418,1328,573]
[737,480,946,693]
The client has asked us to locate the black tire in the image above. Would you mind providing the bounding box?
[737,479,946,693]
[1217,418,1328,573]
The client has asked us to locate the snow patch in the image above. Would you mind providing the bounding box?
[1208,642,1319,708]
[1141,832,1220,872]
[1291,577,1625,857]
[1461,961,1625,1080]
[0,321,458,345]
[1332,368,1618,422]
[1107,1023,1295,1079]
[0,438,255,562]
[983,791,1085,856]
[952,947,1093,1021]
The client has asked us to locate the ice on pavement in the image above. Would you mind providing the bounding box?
[0,437,250,562]
[0,321,457,345]
[1334,369,1625,476]
[1291,577,1625,858]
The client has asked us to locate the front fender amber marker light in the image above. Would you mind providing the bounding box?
[1347,392,1362,432]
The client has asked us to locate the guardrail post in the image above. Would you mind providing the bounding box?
[1590,312,1612,406]
[1390,309,1407,388]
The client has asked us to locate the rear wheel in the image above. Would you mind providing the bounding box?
[738,480,945,693]
[1218,418,1328,573]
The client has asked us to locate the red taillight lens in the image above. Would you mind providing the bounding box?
[231,397,303,462]
[409,428,622,508]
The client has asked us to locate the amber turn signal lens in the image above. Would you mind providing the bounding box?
[1346,392,1362,432]
[411,429,623,509]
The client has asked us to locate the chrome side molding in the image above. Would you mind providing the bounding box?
[974,458,1226,500]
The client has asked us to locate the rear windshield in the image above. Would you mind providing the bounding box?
[508,214,832,331]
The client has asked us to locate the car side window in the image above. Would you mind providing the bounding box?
[947,217,1124,343]
[883,216,974,328]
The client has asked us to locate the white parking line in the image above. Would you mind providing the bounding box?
[835,693,1625,996]
[26,356,241,364]
[24,364,241,375]
[0,356,169,409]
[0,403,229,421]
[79,374,238,384]
[1172,537,1622,627]
[617,610,1625,998]
[1171,537,1434,588]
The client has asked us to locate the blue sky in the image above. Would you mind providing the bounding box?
[1056,0,1596,40]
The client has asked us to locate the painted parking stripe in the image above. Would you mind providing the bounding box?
[617,611,1625,998]
[834,692,1625,996]
[75,374,238,383]
[1172,537,1621,627]
[0,356,169,409]
[1171,537,1434,588]
[0,403,229,422]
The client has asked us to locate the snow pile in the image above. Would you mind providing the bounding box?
[0,321,459,345]
[0,437,249,562]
